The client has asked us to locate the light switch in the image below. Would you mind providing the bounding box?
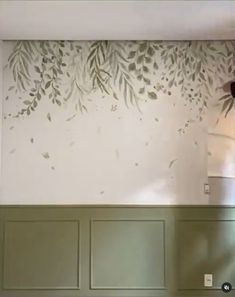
[204,274,213,287]
[204,183,210,195]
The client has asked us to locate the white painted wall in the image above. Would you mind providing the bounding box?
[2,40,235,205]
[0,2,235,205]
[0,1,235,40]
[1,94,208,204]
[1,40,209,204]
[209,177,235,205]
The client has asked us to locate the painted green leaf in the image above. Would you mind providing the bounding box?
[113,92,119,100]
[34,66,41,73]
[168,79,174,88]
[47,113,52,121]
[225,100,234,117]
[219,94,231,101]
[148,92,157,100]
[128,63,136,71]
[153,62,158,70]
[139,43,147,52]
[147,47,155,56]
[199,72,205,80]
[222,99,231,112]
[59,49,63,56]
[128,51,136,59]
[56,99,61,106]
[45,81,51,89]
[139,88,145,94]
[169,159,177,168]
[208,75,213,86]
[143,66,149,73]
[145,56,152,63]
[42,152,50,159]
[23,100,31,105]
[137,55,144,64]
[178,79,183,85]
[144,78,151,85]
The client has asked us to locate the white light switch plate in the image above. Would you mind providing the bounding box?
[204,183,210,195]
[204,274,213,287]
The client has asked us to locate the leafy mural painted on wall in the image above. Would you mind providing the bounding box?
[3,40,235,204]
[4,40,235,120]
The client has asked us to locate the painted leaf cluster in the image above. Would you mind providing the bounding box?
[5,40,235,119]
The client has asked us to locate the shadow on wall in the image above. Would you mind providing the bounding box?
[170,79,235,285]
[209,177,235,205]
[176,214,235,291]
[178,78,235,292]
[173,106,235,289]
[176,115,235,288]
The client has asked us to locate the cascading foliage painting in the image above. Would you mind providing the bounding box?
[3,40,235,204]
[4,40,235,121]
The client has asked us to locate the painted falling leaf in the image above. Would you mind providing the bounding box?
[169,159,177,168]
[47,113,52,122]
[148,92,157,100]
[9,149,16,154]
[42,152,50,159]
[115,149,119,160]
[66,114,76,122]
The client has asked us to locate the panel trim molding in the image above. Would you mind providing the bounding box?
[2,220,81,290]
[0,206,234,297]
[90,219,166,290]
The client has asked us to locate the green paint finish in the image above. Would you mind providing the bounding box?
[91,220,165,289]
[0,206,235,297]
[3,221,79,290]
[178,220,235,290]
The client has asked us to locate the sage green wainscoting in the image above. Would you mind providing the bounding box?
[0,207,234,297]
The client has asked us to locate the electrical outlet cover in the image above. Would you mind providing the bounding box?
[204,274,213,287]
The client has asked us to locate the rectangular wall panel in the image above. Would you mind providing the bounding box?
[3,221,79,290]
[177,220,235,290]
[90,220,165,290]
[0,206,234,297]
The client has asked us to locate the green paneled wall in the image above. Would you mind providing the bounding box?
[0,206,234,297]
